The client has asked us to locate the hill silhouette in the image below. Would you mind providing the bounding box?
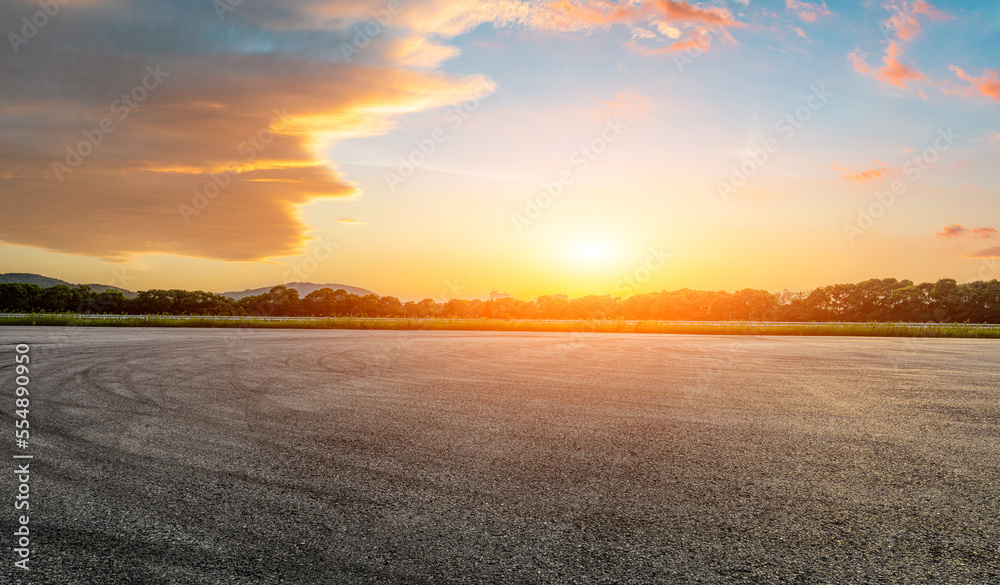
[0,273,135,297]
[221,282,376,300]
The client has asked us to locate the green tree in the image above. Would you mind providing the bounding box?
[0,283,42,312]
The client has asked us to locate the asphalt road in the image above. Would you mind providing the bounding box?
[1,327,998,584]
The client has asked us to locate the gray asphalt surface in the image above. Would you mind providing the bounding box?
[1,327,998,584]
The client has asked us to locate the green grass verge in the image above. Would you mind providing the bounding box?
[1,314,999,338]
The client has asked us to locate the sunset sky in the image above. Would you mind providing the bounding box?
[1,0,998,300]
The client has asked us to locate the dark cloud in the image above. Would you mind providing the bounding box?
[0,0,490,260]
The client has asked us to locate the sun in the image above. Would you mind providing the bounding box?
[573,239,615,264]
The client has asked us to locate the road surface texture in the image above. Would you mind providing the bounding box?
[1,327,998,584]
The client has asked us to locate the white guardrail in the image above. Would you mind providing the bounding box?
[0,314,998,328]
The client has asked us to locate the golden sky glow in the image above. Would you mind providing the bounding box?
[1,0,998,299]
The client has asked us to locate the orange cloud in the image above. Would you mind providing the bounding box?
[541,0,742,57]
[380,0,742,45]
[626,33,710,55]
[0,0,754,263]
[879,41,928,87]
[936,225,998,239]
[937,224,968,238]
[830,162,888,181]
[535,0,739,31]
[0,0,752,263]
[850,42,927,88]
[849,49,873,75]
[604,91,650,113]
[786,0,833,22]
[882,0,948,41]
[946,66,1000,101]
[912,1,949,19]
[0,6,494,261]
[852,169,886,180]
[858,1,1000,102]
[537,0,639,28]
[849,1,993,97]
[653,0,739,27]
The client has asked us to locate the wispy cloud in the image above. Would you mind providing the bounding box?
[937,225,998,239]
[850,41,927,89]
[335,217,366,225]
[785,0,832,22]
[847,0,1000,101]
[523,0,741,33]
[590,0,745,55]
[830,162,889,181]
[596,90,650,119]
[962,246,1000,259]
[945,66,1000,101]
[937,224,968,238]
[882,0,949,41]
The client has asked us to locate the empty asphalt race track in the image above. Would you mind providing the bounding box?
[1,328,998,584]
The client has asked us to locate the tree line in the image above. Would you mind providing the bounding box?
[1,278,998,323]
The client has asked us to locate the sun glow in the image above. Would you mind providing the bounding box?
[572,239,617,265]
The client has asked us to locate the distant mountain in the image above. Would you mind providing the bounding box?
[221,282,377,300]
[0,273,136,297]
